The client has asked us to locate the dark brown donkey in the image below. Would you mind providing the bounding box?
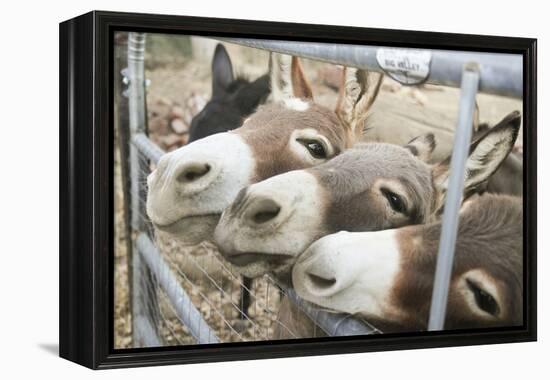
[292,194,523,332]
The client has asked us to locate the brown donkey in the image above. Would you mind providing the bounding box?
[146,56,382,245]
[292,194,523,332]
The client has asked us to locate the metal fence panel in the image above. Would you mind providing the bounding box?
[219,38,522,98]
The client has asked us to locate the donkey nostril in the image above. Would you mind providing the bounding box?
[253,207,281,224]
[177,163,211,183]
[246,198,282,225]
[306,272,337,290]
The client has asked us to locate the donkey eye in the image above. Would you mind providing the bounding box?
[298,139,327,159]
[381,188,406,214]
[466,279,500,316]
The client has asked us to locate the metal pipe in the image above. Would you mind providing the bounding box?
[285,288,379,336]
[136,233,220,344]
[133,315,163,348]
[219,38,522,98]
[428,63,480,330]
[132,133,165,164]
[128,32,148,231]
[128,32,149,347]
[127,33,147,131]
[128,32,164,347]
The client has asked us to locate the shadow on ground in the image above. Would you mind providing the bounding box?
[38,343,59,356]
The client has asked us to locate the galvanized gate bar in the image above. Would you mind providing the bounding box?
[127,31,162,347]
[128,32,148,230]
[134,315,163,347]
[218,38,522,98]
[132,133,165,164]
[136,233,220,344]
[428,63,480,330]
[285,288,379,336]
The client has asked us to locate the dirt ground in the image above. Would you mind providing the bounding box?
[114,37,523,348]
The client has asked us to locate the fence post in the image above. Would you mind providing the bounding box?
[428,63,480,331]
[114,32,136,346]
[127,32,162,347]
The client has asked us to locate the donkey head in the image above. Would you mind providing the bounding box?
[292,194,523,331]
[188,44,270,143]
[214,111,521,279]
[146,55,382,245]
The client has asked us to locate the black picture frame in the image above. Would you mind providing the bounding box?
[59,10,537,369]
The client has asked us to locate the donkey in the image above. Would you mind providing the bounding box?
[147,59,382,246]
[292,194,523,332]
[188,44,270,143]
[214,111,521,280]
[186,43,270,316]
[214,111,520,338]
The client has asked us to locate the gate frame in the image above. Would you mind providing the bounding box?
[125,34,522,342]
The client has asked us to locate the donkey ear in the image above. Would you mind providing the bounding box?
[291,57,313,100]
[434,111,521,195]
[335,67,383,137]
[269,53,313,102]
[236,74,271,112]
[212,44,234,96]
[404,133,436,162]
